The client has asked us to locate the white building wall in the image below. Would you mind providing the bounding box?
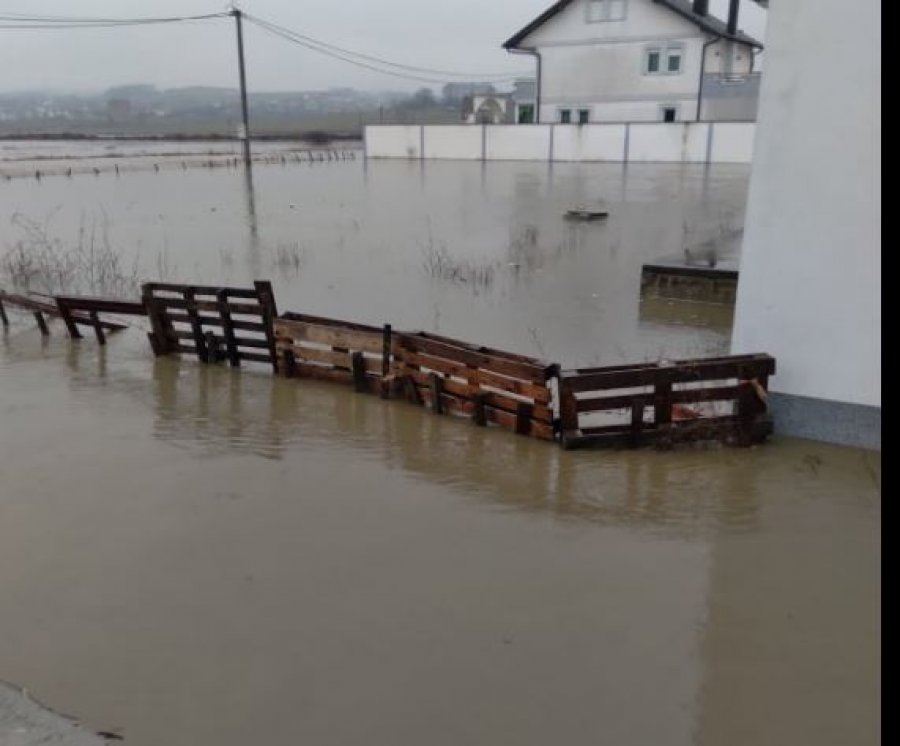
[423,126,483,160]
[523,0,701,45]
[540,97,696,125]
[364,125,422,159]
[552,124,627,161]
[628,122,709,162]
[515,0,759,123]
[732,0,881,411]
[708,122,755,163]
[704,38,755,75]
[364,123,754,163]
[521,0,709,123]
[485,125,552,160]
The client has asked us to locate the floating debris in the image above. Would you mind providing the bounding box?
[564,208,609,221]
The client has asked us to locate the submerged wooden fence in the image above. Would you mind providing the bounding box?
[142,281,278,371]
[1,281,776,451]
[559,353,774,450]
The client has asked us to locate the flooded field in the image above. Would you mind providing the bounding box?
[1,151,744,367]
[0,148,880,745]
[0,138,320,177]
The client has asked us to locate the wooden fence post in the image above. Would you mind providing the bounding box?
[0,296,8,328]
[559,376,579,448]
[89,311,106,346]
[217,289,240,368]
[142,285,171,356]
[33,311,49,337]
[472,393,487,427]
[654,370,674,450]
[205,331,221,363]
[516,402,534,436]
[57,301,82,339]
[254,280,279,374]
[630,397,645,447]
[736,381,758,446]
[351,351,367,393]
[184,288,207,363]
[430,373,444,414]
[381,324,392,399]
[283,348,296,378]
[403,375,421,405]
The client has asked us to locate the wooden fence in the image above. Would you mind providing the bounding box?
[275,313,392,395]
[558,353,775,449]
[393,331,557,441]
[1,280,777,451]
[0,289,133,338]
[143,281,279,372]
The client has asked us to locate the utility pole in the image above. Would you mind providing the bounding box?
[232,8,252,168]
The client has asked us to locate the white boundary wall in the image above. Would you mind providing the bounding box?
[364,123,755,164]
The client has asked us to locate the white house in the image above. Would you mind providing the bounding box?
[503,0,764,124]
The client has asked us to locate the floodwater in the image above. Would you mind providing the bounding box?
[2,149,745,367]
[0,148,880,745]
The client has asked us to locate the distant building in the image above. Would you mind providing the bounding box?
[511,79,538,123]
[503,0,764,123]
[462,94,514,124]
[442,82,497,104]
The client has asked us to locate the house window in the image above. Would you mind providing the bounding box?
[578,109,590,124]
[661,105,678,122]
[518,104,535,124]
[666,47,682,73]
[559,109,572,124]
[587,0,627,23]
[644,43,684,75]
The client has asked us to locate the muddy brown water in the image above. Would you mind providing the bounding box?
[0,155,880,745]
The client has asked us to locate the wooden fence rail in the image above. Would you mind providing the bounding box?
[393,331,558,441]
[558,353,775,449]
[274,313,392,396]
[0,289,136,339]
[143,281,278,372]
[2,280,777,451]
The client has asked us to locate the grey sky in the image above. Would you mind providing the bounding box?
[0,1,767,93]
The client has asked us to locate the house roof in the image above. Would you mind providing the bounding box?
[503,0,764,50]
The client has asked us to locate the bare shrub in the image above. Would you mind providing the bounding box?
[419,233,496,290]
[1,211,140,297]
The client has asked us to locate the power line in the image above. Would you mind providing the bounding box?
[0,12,229,23]
[247,20,467,85]
[245,14,526,81]
[0,9,531,85]
[0,12,230,29]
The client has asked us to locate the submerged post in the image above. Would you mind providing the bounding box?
[232,9,252,169]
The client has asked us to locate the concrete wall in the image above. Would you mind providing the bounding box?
[422,125,482,160]
[628,121,709,162]
[552,123,627,161]
[365,122,755,163]
[485,125,551,160]
[731,0,881,447]
[363,125,422,159]
[708,120,755,163]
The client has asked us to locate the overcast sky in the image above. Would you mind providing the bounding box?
[0,1,768,93]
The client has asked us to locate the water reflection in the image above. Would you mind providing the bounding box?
[146,357,765,534]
